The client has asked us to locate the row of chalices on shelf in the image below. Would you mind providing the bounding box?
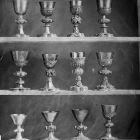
[8,105,118,140]
[2,50,115,91]
[13,0,114,37]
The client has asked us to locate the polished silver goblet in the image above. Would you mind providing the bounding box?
[68,0,85,37]
[12,50,30,90]
[101,105,118,140]
[10,114,28,140]
[96,0,114,37]
[72,109,90,140]
[42,111,60,140]
[96,51,115,91]
[39,0,57,37]
[13,0,29,37]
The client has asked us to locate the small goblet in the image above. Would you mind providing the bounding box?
[96,51,115,91]
[10,114,28,140]
[42,111,60,140]
[72,109,90,140]
[96,0,114,37]
[42,54,58,92]
[12,50,29,90]
[68,0,85,37]
[101,105,118,140]
[39,0,57,37]
[13,0,29,37]
[70,52,88,92]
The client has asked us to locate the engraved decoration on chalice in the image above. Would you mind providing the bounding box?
[42,111,60,140]
[96,0,114,37]
[96,51,115,91]
[12,50,29,90]
[70,52,88,92]
[68,0,85,37]
[39,0,57,37]
[100,105,118,140]
[42,54,58,92]
[13,0,29,37]
[72,109,90,140]
[10,114,28,140]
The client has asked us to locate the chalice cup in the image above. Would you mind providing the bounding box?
[96,52,115,91]
[70,52,88,92]
[101,105,118,140]
[68,0,85,37]
[72,109,90,140]
[96,0,114,37]
[12,50,30,90]
[42,54,58,92]
[42,111,60,140]
[13,0,29,37]
[10,114,28,140]
[39,1,57,37]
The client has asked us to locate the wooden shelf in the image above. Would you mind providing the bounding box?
[0,37,140,43]
[0,90,139,95]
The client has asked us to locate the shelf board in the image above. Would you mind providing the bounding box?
[0,37,140,43]
[0,90,139,95]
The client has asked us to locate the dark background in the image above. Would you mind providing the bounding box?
[0,0,139,139]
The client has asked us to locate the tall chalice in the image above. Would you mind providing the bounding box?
[96,0,114,37]
[39,0,57,37]
[12,50,29,90]
[13,0,29,37]
[42,111,60,140]
[101,105,118,140]
[68,0,85,37]
[96,52,115,91]
[72,109,90,140]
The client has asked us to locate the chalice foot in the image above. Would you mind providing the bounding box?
[42,33,57,37]
[15,34,29,38]
[43,136,60,140]
[70,85,88,92]
[10,138,29,140]
[101,136,118,140]
[96,32,114,37]
[68,32,85,37]
[72,134,90,140]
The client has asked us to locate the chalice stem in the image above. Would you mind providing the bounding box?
[45,24,50,35]
[18,23,24,35]
[17,15,24,35]
[76,75,82,86]
[73,24,80,34]
[101,15,108,34]
[48,132,55,139]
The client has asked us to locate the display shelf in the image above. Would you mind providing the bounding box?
[0,89,138,95]
[0,37,140,43]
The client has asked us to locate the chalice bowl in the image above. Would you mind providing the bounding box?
[42,111,60,140]
[96,51,115,91]
[39,0,57,37]
[12,50,30,90]
[68,0,85,37]
[101,105,118,140]
[10,114,28,140]
[70,52,88,92]
[13,0,29,37]
[72,109,90,140]
[42,54,58,92]
[96,0,114,37]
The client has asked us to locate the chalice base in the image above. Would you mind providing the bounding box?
[72,135,90,140]
[41,87,59,92]
[10,138,29,140]
[97,83,115,91]
[67,32,85,37]
[43,136,60,140]
[11,87,30,91]
[15,33,29,38]
[42,33,57,37]
[70,85,88,92]
[96,32,114,37]
[100,136,118,140]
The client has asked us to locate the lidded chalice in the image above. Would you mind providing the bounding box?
[101,105,118,140]
[72,109,90,140]
[68,0,85,37]
[39,0,57,37]
[10,114,28,140]
[96,0,114,37]
[11,50,30,90]
[96,51,115,91]
[42,111,60,140]
[42,54,58,92]
[13,0,29,37]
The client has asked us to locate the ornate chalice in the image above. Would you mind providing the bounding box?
[42,54,58,92]
[13,0,29,37]
[70,52,88,92]
[10,114,28,140]
[68,0,85,37]
[42,111,60,140]
[39,0,57,37]
[12,50,29,90]
[72,109,90,140]
[96,0,114,37]
[101,105,118,140]
[96,52,115,91]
